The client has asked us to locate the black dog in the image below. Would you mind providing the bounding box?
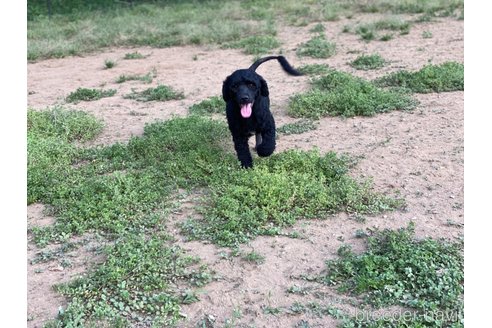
[222,56,302,168]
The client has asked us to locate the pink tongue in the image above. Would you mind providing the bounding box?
[240,103,252,118]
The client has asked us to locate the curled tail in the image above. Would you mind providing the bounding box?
[248,56,303,76]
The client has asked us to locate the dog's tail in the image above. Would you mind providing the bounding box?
[248,56,303,76]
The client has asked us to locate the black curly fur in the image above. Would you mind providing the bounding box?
[222,56,302,168]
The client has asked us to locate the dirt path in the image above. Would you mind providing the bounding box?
[27,14,463,327]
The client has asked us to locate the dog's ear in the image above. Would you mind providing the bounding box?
[259,76,269,97]
[222,76,232,102]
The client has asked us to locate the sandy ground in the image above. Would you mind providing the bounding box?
[27,14,463,327]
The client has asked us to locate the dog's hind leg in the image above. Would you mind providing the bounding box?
[254,133,263,152]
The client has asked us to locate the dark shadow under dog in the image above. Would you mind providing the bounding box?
[222,56,302,168]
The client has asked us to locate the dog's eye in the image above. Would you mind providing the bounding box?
[246,82,256,89]
[231,84,239,91]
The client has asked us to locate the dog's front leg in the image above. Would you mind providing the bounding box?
[256,127,276,157]
[233,135,253,168]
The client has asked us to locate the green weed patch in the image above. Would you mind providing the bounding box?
[182,150,402,247]
[354,17,410,41]
[224,35,280,55]
[188,96,225,116]
[375,61,464,93]
[52,233,212,327]
[123,51,146,60]
[350,54,386,70]
[322,223,464,327]
[27,107,104,142]
[116,71,155,84]
[297,34,336,58]
[124,85,184,102]
[104,59,116,69]
[65,87,116,103]
[288,69,417,119]
[27,107,104,204]
[277,119,317,135]
[28,113,233,244]
[298,63,331,76]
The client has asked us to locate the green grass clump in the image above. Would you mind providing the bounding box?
[29,115,232,245]
[125,116,234,186]
[65,87,116,103]
[374,61,464,93]
[116,71,155,84]
[288,69,417,119]
[355,17,411,41]
[323,223,463,327]
[182,149,402,247]
[27,107,104,204]
[224,35,280,55]
[298,63,331,76]
[277,119,317,135]
[124,85,184,102]
[422,30,433,38]
[123,51,146,60]
[189,96,225,116]
[104,59,116,69]
[52,233,212,327]
[28,107,104,143]
[349,54,386,70]
[297,34,336,58]
[309,23,325,33]
[356,0,463,17]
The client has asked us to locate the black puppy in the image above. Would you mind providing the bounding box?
[222,56,302,168]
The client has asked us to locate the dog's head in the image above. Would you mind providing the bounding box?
[222,69,269,118]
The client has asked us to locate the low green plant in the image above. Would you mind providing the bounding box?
[379,33,393,41]
[242,250,266,265]
[309,23,325,33]
[422,30,433,38]
[104,59,116,69]
[182,149,403,247]
[224,35,281,55]
[374,61,464,93]
[288,69,417,119]
[298,63,331,75]
[53,233,212,327]
[116,71,155,84]
[374,17,411,33]
[277,119,317,135]
[65,87,116,103]
[349,54,386,70]
[297,34,336,58]
[27,107,104,142]
[355,17,411,41]
[27,107,104,205]
[124,85,184,102]
[189,96,225,116]
[355,25,376,41]
[323,223,464,327]
[123,51,146,60]
[29,115,233,244]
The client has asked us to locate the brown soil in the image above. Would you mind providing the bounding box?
[27,14,463,328]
